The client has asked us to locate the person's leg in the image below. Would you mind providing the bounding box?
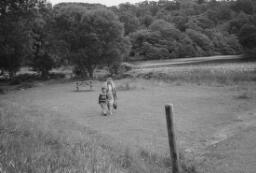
[108,99,114,115]
[100,103,107,116]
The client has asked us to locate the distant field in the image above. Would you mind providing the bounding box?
[130,55,243,69]
[128,55,256,85]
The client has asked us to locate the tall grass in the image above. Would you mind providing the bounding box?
[0,103,196,173]
[133,62,256,85]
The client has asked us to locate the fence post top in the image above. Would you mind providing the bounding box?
[165,104,173,108]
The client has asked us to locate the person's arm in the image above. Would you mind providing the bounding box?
[113,88,117,100]
[98,94,101,104]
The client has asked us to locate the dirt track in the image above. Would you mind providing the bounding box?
[132,55,242,69]
[1,79,256,172]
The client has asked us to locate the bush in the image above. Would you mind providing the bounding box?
[109,62,134,76]
[109,63,121,76]
[243,48,256,59]
[48,73,66,79]
[121,63,134,72]
[238,24,256,59]
[72,65,89,79]
[144,45,170,59]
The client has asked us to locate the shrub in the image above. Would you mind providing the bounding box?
[120,63,134,72]
[238,24,256,59]
[144,45,170,59]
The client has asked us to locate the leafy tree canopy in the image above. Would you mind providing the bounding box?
[54,6,130,78]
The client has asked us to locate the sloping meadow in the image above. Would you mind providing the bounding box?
[132,61,256,85]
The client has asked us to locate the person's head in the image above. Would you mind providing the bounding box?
[101,87,107,94]
[106,77,113,84]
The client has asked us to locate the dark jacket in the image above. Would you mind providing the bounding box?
[98,93,108,104]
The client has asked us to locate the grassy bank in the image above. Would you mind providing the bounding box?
[131,62,256,86]
[0,102,195,173]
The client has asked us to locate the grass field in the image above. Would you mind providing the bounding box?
[129,56,256,85]
[0,85,197,173]
[1,56,256,173]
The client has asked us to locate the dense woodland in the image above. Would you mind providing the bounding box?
[0,0,256,79]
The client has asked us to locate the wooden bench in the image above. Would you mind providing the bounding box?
[75,80,93,91]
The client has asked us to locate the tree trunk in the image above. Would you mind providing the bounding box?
[0,69,4,76]
[88,69,94,79]
[87,66,94,79]
[41,70,49,79]
[8,71,15,80]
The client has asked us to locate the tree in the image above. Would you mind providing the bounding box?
[206,1,232,24]
[185,17,203,31]
[149,19,175,31]
[204,29,241,55]
[186,29,214,56]
[130,19,189,60]
[55,6,130,78]
[179,35,197,57]
[238,24,256,59]
[231,0,254,15]
[0,19,25,78]
[119,13,140,35]
[228,12,250,34]
[150,19,183,40]
[140,15,154,28]
[0,0,47,79]
[28,3,59,78]
[171,15,188,31]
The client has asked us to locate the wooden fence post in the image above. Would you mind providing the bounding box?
[165,104,180,173]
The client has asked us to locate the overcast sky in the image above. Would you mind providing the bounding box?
[49,0,157,7]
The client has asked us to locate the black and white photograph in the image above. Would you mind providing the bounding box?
[0,0,256,172]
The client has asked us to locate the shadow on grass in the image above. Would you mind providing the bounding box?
[234,92,252,100]
[0,73,66,85]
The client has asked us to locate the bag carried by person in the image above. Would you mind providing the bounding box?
[113,101,117,110]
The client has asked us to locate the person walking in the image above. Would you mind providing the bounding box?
[104,77,117,115]
[98,86,108,116]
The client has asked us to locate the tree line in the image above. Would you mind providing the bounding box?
[112,0,256,60]
[0,0,256,79]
